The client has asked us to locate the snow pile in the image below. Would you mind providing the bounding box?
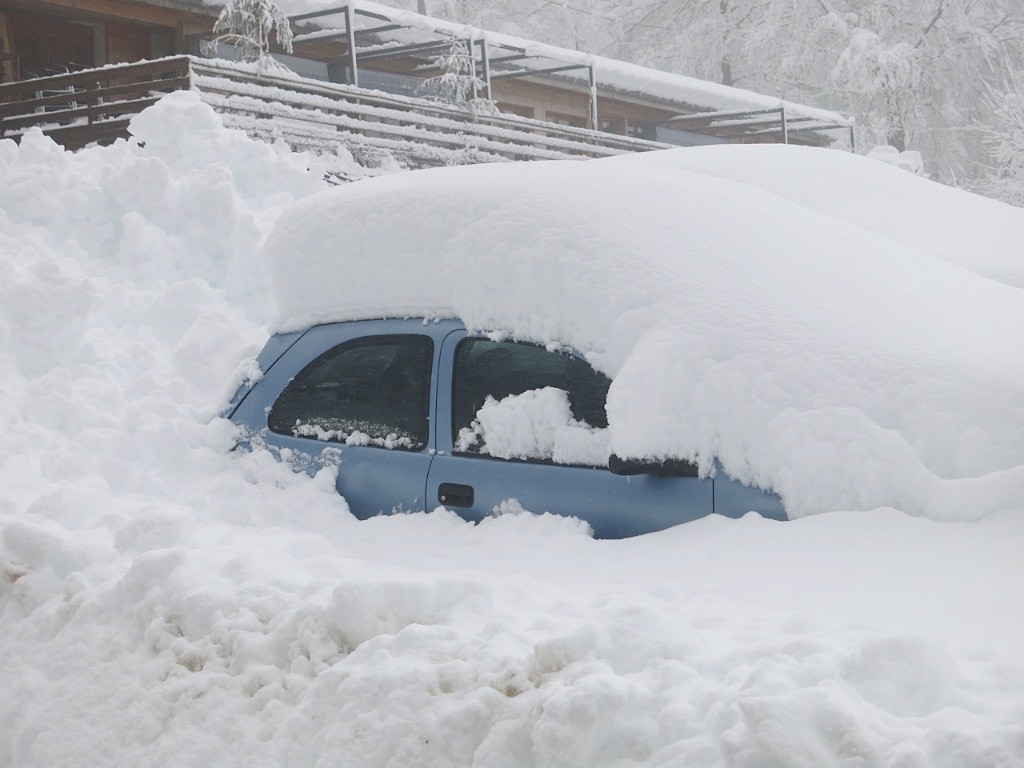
[2,95,1024,767]
[266,150,1024,520]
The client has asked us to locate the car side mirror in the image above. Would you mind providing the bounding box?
[608,454,700,478]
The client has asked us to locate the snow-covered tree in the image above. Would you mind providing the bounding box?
[597,0,1021,175]
[211,0,294,63]
[418,33,498,114]
[974,71,1024,206]
[819,1,1024,184]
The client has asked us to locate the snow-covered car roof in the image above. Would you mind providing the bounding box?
[264,144,1024,522]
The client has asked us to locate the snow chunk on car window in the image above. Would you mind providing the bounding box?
[263,150,1024,522]
[456,387,609,467]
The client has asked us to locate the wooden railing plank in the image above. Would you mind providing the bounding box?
[188,59,666,155]
[42,118,134,150]
[0,75,190,118]
[2,95,163,132]
[0,57,191,100]
[205,91,616,162]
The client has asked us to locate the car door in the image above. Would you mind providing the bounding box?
[426,330,715,538]
[231,319,454,517]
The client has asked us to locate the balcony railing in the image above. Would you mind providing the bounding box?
[1,55,671,166]
[0,57,193,150]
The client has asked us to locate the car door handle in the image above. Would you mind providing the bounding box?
[438,482,474,508]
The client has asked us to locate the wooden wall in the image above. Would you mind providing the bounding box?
[2,9,95,77]
[0,0,214,81]
[0,13,16,83]
[106,20,150,64]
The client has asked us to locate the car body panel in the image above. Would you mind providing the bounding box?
[713,472,787,521]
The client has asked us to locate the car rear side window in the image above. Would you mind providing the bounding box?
[452,338,611,464]
[269,334,433,450]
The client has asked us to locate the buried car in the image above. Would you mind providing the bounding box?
[245,148,1024,528]
[227,317,786,538]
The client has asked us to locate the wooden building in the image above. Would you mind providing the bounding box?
[0,0,853,163]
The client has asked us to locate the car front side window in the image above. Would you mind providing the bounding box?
[269,334,433,450]
[451,338,611,467]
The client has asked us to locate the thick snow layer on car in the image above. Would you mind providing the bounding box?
[2,93,1023,768]
[266,154,1024,520]
[614,143,1024,288]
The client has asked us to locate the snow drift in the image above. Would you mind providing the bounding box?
[266,152,1024,520]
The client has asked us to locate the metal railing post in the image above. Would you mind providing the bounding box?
[588,64,597,131]
[780,105,788,144]
[480,38,491,101]
[468,34,478,101]
[345,5,358,88]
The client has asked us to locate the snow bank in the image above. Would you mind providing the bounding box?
[2,95,1023,767]
[266,151,1024,520]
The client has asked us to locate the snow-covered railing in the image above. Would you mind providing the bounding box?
[0,57,192,150]
[0,55,672,164]
[187,58,671,166]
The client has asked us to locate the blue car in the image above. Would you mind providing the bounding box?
[227,317,786,538]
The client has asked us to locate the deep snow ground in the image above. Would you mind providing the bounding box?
[1,93,1022,767]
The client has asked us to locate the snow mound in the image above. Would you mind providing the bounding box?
[266,153,1024,520]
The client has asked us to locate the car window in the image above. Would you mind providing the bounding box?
[452,338,611,465]
[269,334,433,450]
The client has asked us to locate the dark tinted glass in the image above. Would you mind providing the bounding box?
[452,338,610,451]
[269,335,433,450]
